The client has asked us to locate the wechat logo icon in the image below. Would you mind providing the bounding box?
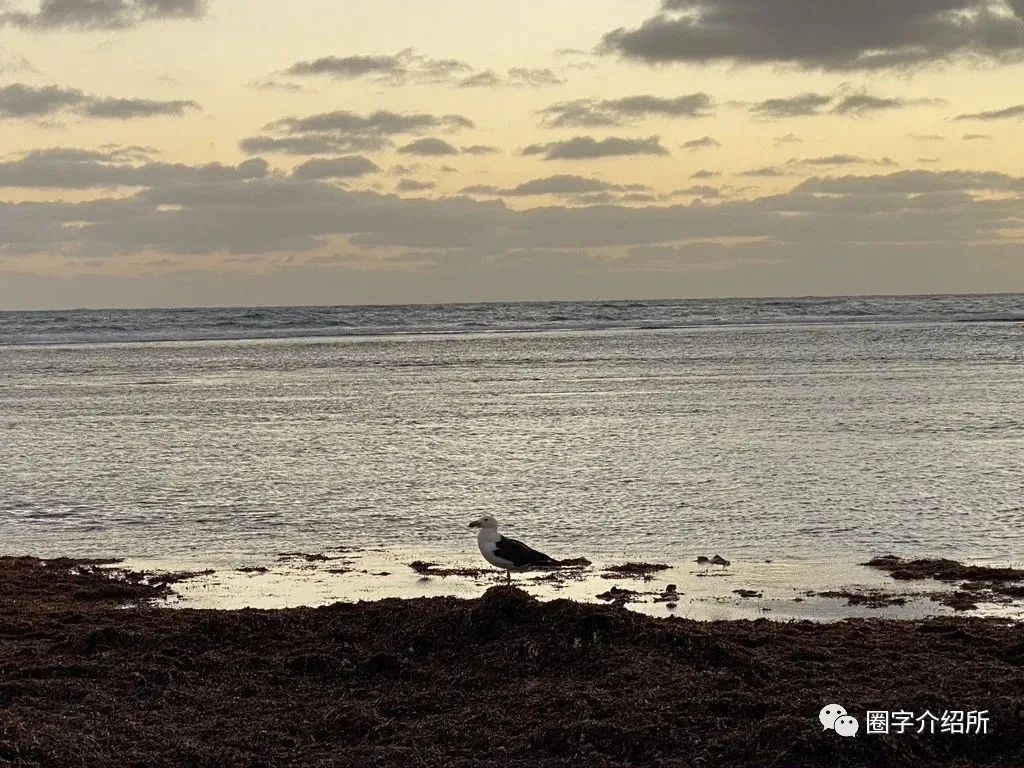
[820,704,859,737]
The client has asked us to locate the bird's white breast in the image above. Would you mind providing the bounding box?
[477,530,515,570]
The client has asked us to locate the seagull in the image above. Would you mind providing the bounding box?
[468,515,559,585]
[711,554,730,569]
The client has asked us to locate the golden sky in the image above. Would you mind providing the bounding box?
[1,0,1023,308]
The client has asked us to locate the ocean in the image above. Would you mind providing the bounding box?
[1,294,1022,614]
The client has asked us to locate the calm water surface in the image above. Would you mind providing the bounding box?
[1,296,1022,566]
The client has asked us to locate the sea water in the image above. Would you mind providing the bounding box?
[2,295,1022,580]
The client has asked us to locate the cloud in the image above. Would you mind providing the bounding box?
[681,135,720,150]
[962,132,992,140]
[396,178,435,192]
[461,144,500,155]
[458,70,502,88]
[0,83,199,120]
[240,109,474,156]
[691,169,720,178]
[792,169,1024,194]
[909,133,946,141]
[8,165,1024,306]
[0,146,267,188]
[397,137,459,156]
[281,52,562,90]
[601,0,1024,71]
[458,184,499,195]
[0,83,85,118]
[751,90,943,118]
[6,168,1020,267]
[831,94,942,116]
[477,174,652,198]
[619,242,772,271]
[389,164,419,175]
[1,0,208,30]
[955,103,1024,120]
[667,185,722,198]
[773,133,803,145]
[507,67,564,87]
[538,92,713,127]
[8,238,1022,308]
[571,190,658,205]
[457,66,564,88]
[283,49,471,85]
[522,135,670,160]
[787,154,898,168]
[81,97,200,118]
[791,155,867,166]
[239,135,388,155]
[96,143,161,161]
[248,78,314,94]
[500,175,617,196]
[751,93,832,118]
[738,166,791,177]
[287,53,405,78]
[552,48,598,69]
[274,110,472,135]
[291,156,379,179]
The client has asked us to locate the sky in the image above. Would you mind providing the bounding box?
[1,0,1024,309]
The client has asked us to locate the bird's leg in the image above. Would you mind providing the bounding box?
[506,570,511,586]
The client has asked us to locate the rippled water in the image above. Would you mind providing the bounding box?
[3,294,1023,346]
[1,296,1022,565]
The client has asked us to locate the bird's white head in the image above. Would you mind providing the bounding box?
[468,515,498,530]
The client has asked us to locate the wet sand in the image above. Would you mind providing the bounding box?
[141,548,1024,623]
[2,556,1023,767]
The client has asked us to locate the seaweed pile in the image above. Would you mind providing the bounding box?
[0,556,1022,767]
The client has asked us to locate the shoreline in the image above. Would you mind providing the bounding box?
[2,556,1023,767]
[110,550,1024,622]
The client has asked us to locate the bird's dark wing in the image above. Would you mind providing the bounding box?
[494,536,557,567]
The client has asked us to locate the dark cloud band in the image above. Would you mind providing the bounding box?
[602,0,1024,71]
[1,0,207,31]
